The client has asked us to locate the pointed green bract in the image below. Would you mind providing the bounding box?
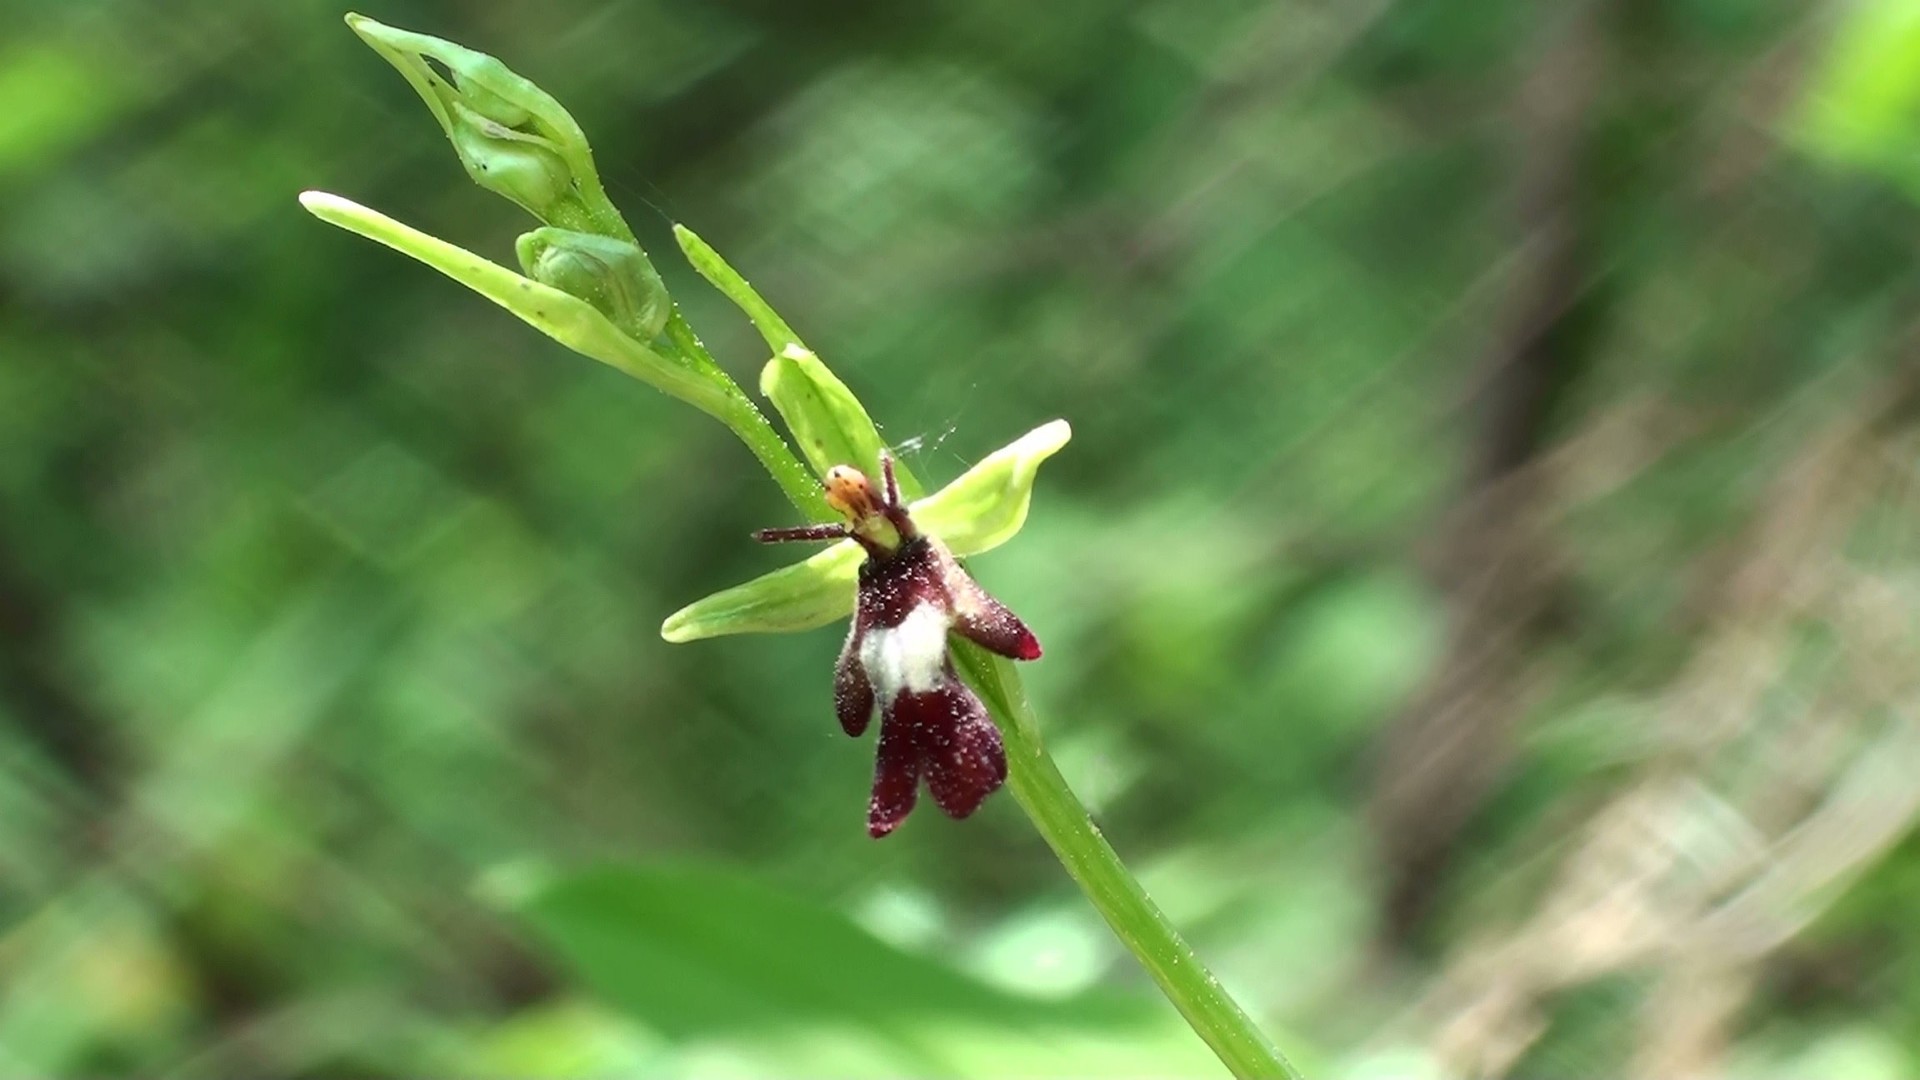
[660,420,1070,642]
[674,224,802,354]
[345,12,627,237]
[299,192,729,418]
[1796,0,1920,202]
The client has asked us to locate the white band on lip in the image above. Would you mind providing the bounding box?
[859,602,953,699]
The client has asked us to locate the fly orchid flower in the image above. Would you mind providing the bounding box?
[756,453,1040,837]
[662,419,1070,837]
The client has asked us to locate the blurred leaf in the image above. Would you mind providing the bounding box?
[1255,571,1439,736]
[1798,0,1920,199]
[501,861,1147,1041]
[0,887,193,1073]
[1769,1026,1914,1080]
[0,43,126,182]
[456,1000,671,1078]
[965,902,1116,999]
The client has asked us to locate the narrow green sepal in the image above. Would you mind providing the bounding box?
[300,191,728,416]
[675,224,925,496]
[661,542,863,643]
[345,13,622,236]
[660,419,1070,642]
[517,228,671,343]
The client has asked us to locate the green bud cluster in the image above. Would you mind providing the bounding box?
[347,13,669,331]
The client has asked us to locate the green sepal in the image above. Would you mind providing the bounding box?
[345,13,625,237]
[300,191,729,418]
[517,228,671,343]
[909,419,1070,555]
[660,542,864,644]
[661,419,1070,642]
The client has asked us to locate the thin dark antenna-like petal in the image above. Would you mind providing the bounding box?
[754,524,848,544]
[880,451,901,509]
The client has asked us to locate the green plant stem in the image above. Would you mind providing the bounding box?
[952,643,1303,1080]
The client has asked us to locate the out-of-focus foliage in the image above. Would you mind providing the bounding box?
[1799,0,1920,199]
[4,1,1920,1077]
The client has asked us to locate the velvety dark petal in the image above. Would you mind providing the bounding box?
[867,711,920,838]
[834,623,874,737]
[949,580,1041,660]
[935,544,1041,660]
[902,684,1008,820]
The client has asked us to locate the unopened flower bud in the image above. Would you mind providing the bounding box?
[516,227,671,343]
[348,14,614,232]
[449,105,577,221]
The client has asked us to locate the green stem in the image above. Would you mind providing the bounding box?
[713,381,836,522]
[952,644,1303,1080]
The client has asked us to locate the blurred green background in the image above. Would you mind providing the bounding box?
[8,0,1920,1076]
